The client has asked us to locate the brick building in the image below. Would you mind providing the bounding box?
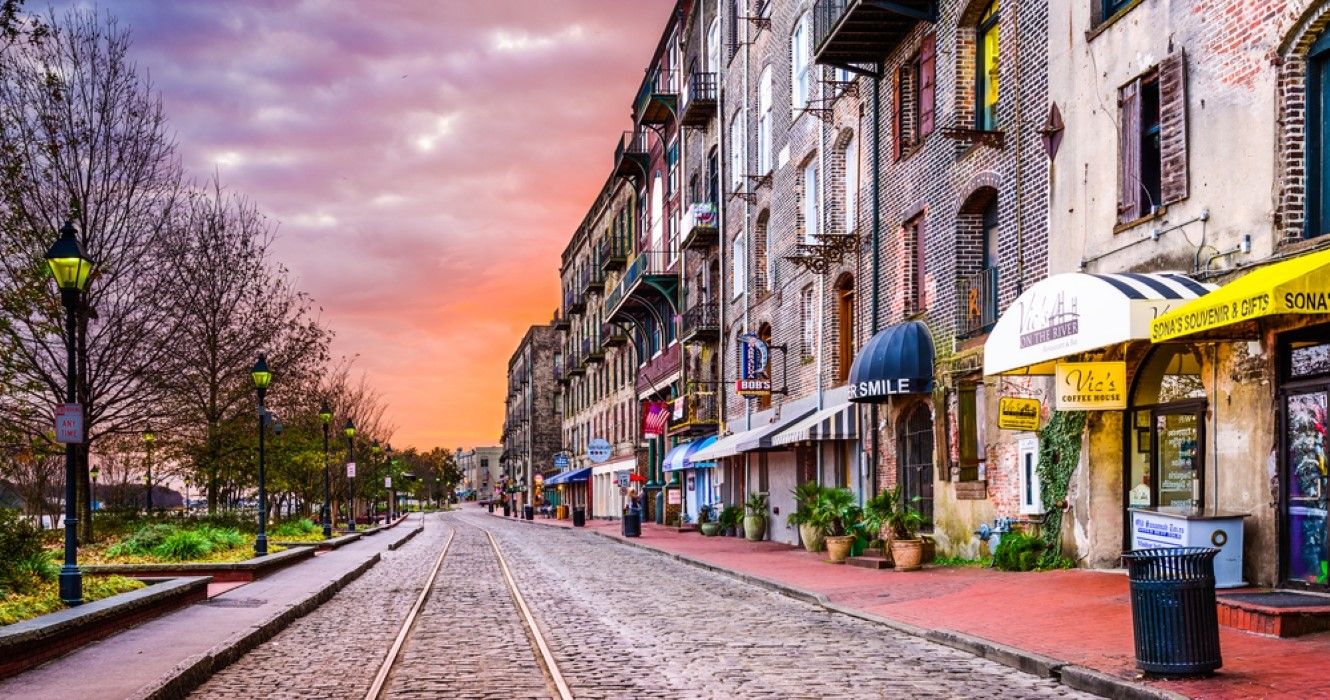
[456,446,502,501]
[501,324,561,510]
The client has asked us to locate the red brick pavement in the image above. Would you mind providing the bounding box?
[482,504,1330,699]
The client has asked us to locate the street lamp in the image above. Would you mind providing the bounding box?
[89,464,99,542]
[370,440,381,524]
[385,444,394,522]
[319,402,333,538]
[251,354,272,557]
[47,220,94,606]
[344,419,356,531]
[143,426,155,513]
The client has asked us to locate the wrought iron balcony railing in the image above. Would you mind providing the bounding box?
[635,68,678,125]
[613,129,649,182]
[813,0,935,70]
[667,389,720,435]
[681,301,720,343]
[681,71,718,126]
[681,202,719,250]
[601,322,628,348]
[599,234,629,272]
[957,266,1000,337]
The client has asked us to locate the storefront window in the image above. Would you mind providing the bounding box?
[1281,332,1330,586]
[1127,347,1206,517]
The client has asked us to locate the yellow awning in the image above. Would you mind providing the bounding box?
[1150,247,1330,342]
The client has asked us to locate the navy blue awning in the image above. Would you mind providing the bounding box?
[847,321,935,403]
[545,467,592,486]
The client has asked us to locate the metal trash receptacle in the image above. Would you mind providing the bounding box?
[523,505,534,521]
[1122,547,1222,676]
[573,506,585,527]
[623,507,641,537]
[487,502,494,513]
[502,503,511,517]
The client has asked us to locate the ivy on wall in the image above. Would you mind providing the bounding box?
[1036,410,1086,569]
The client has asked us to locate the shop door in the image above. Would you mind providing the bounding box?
[1284,388,1330,587]
[897,404,934,528]
[1154,404,1205,510]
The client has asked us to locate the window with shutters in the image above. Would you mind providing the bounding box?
[1117,53,1188,226]
[801,285,816,358]
[956,383,983,481]
[903,214,926,313]
[893,35,936,160]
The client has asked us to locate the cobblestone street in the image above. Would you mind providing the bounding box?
[191,511,1090,699]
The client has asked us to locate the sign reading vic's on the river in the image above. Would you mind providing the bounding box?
[997,397,1041,431]
[1054,361,1127,411]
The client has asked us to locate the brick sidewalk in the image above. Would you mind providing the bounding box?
[480,504,1330,699]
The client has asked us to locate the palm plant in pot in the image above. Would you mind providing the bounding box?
[743,492,768,541]
[786,482,828,553]
[699,504,722,537]
[881,486,928,571]
[860,489,894,559]
[718,505,742,537]
[816,487,862,564]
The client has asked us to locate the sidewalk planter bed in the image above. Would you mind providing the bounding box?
[0,576,209,681]
[83,545,315,583]
[826,535,854,564]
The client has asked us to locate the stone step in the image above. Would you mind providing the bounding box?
[1217,591,1330,637]
[848,555,892,570]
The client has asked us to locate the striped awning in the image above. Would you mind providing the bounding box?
[663,435,718,472]
[983,272,1215,376]
[772,402,858,446]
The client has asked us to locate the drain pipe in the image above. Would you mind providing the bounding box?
[869,75,882,497]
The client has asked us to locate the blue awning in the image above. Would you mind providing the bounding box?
[848,320,935,403]
[663,435,719,472]
[545,467,592,486]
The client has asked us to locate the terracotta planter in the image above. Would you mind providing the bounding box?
[825,535,854,563]
[890,539,924,571]
[799,523,826,552]
[743,515,765,541]
[700,522,722,537]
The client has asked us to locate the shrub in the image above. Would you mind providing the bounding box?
[195,525,246,550]
[194,512,255,533]
[0,509,56,596]
[993,531,1045,572]
[271,518,320,538]
[152,530,213,561]
[106,523,179,558]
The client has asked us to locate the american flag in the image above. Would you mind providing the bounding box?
[641,401,670,438]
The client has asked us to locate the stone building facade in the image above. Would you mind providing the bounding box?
[501,324,561,509]
[456,446,502,501]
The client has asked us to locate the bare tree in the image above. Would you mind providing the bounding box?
[0,8,184,540]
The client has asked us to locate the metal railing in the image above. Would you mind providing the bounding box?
[599,234,628,266]
[668,389,719,431]
[682,202,718,235]
[637,67,678,106]
[614,129,648,165]
[684,71,717,107]
[813,0,851,55]
[682,301,719,339]
[957,266,1000,336]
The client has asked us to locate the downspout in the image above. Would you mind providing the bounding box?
[816,64,828,489]
[1013,2,1025,294]
[742,7,752,433]
[869,74,882,497]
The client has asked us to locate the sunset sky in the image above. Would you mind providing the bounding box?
[92,0,675,451]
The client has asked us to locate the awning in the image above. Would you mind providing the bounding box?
[984,272,1215,375]
[772,402,858,446]
[690,409,815,461]
[544,467,592,486]
[662,435,718,472]
[1151,248,1330,342]
[848,321,935,402]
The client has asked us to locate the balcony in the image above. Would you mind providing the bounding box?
[583,335,605,364]
[565,288,585,315]
[636,342,681,394]
[551,308,569,331]
[680,301,720,344]
[601,322,629,348]
[599,234,628,272]
[667,388,720,436]
[566,344,585,377]
[581,264,605,295]
[612,130,649,183]
[813,0,936,71]
[957,266,1000,337]
[635,68,678,125]
[681,202,719,250]
[605,249,680,323]
[680,72,718,127]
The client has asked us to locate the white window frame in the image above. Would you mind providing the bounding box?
[758,66,773,174]
[732,234,746,299]
[803,161,819,243]
[729,110,744,188]
[707,18,721,73]
[844,134,858,233]
[801,285,816,357]
[1018,437,1042,515]
[791,13,811,111]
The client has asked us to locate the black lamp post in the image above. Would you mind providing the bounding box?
[89,464,99,542]
[319,402,333,538]
[143,426,154,513]
[385,444,395,522]
[344,419,356,531]
[252,354,272,557]
[370,440,381,524]
[47,220,94,606]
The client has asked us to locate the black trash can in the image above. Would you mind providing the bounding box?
[487,502,494,514]
[573,506,586,527]
[1122,547,1222,676]
[622,507,642,537]
[523,505,534,521]
[502,503,511,517]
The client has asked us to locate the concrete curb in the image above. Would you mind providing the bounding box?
[493,511,1188,700]
[388,525,424,551]
[132,553,381,700]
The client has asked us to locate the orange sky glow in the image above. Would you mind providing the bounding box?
[105,0,676,451]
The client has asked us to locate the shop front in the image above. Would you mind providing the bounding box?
[1151,247,1330,588]
[771,389,860,494]
[590,457,637,519]
[985,272,1216,568]
[662,435,718,524]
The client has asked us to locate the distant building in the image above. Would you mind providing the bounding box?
[501,324,561,509]
[456,446,503,500]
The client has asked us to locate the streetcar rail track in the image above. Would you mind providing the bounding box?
[365,515,573,700]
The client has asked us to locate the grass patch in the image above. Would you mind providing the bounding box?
[82,522,283,565]
[0,575,145,626]
[931,555,990,568]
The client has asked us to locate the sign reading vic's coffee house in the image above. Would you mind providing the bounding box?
[1054,362,1127,411]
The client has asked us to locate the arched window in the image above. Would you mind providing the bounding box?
[803,160,819,242]
[757,66,773,174]
[707,18,721,73]
[791,13,812,111]
[729,110,744,187]
[843,133,859,233]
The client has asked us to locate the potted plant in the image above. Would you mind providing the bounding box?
[860,489,895,559]
[718,505,742,537]
[882,486,928,571]
[817,487,862,564]
[787,482,828,553]
[699,504,722,536]
[743,492,768,541]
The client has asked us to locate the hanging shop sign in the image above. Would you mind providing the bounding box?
[587,438,611,464]
[997,397,1042,431]
[55,403,83,444]
[667,489,682,505]
[553,452,570,469]
[1054,361,1127,411]
[736,333,772,398]
[642,401,671,438]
